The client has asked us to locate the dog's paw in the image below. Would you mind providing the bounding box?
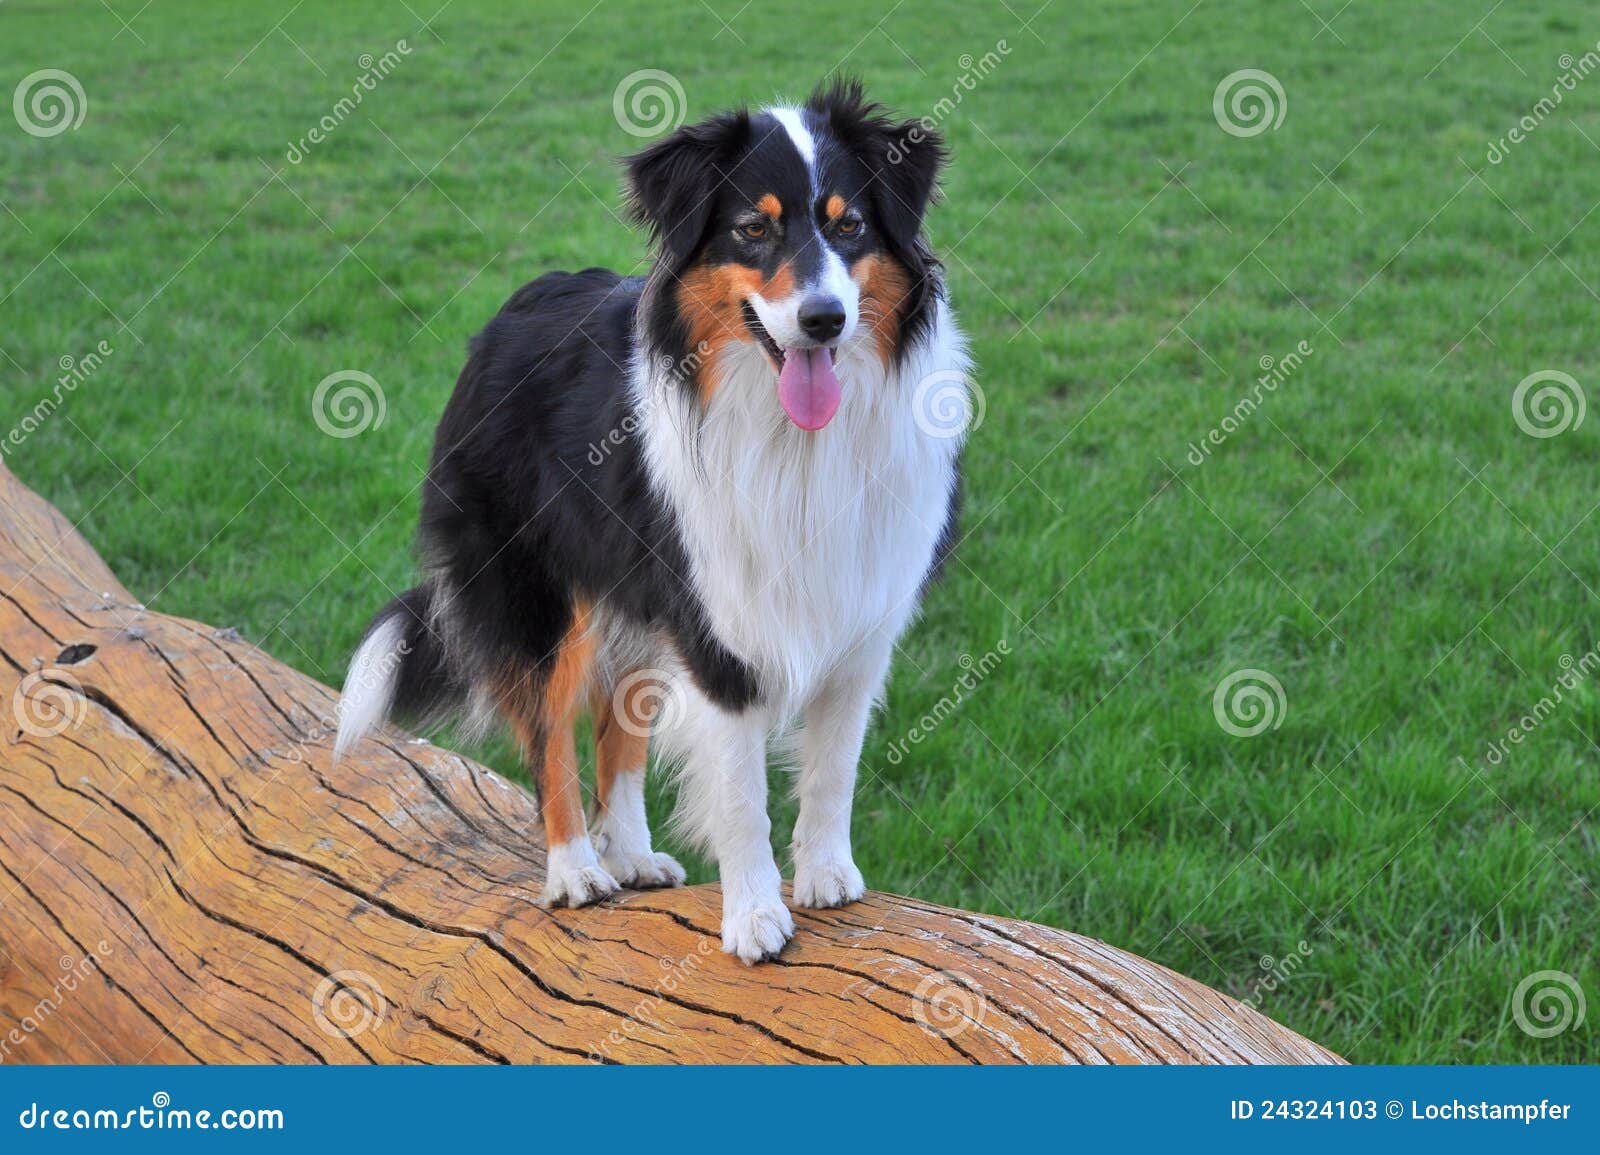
[720,903,795,965]
[540,842,620,908]
[540,864,619,908]
[603,848,687,890]
[793,859,866,909]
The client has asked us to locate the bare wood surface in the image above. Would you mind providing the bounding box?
[0,461,1342,1064]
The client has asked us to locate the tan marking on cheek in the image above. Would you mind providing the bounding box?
[676,263,767,404]
[851,253,913,365]
[825,194,847,221]
[756,193,783,219]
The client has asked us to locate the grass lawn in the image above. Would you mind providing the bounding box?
[2,0,1597,1063]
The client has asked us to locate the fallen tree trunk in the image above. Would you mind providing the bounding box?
[0,461,1340,1064]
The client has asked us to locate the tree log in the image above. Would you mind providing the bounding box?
[0,461,1340,1064]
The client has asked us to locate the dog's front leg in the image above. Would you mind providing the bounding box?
[702,703,793,964]
[792,639,891,909]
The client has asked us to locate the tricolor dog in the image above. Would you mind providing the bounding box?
[336,79,972,963]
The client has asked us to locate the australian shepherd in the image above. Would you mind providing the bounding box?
[335,79,971,963]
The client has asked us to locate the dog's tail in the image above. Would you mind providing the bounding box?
[334,584,467,760]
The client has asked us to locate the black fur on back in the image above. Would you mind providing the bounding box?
[410,268,759,718]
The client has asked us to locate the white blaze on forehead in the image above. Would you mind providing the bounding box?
[769,106,817,167]
[746,105,859,348]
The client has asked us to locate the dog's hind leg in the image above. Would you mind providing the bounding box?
[502,603,618,907]
[590,675,686,889]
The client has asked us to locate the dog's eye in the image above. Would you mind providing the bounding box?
[738,221,768,241]
[837,216,863,236]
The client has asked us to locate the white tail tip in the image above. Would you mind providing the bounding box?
[334,615,406,761]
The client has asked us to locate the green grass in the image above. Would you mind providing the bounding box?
[2,0,1597,1063]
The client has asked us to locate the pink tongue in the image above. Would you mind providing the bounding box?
[777,347,841,431]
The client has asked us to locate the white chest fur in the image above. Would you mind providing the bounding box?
[637,304,970,716]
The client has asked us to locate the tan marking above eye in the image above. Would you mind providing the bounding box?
[756,193,783,219]
[825,194,847,221]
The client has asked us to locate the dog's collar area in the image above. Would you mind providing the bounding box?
[741,302,785,368]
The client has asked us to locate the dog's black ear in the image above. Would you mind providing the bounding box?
[871,117,946,255]
[808,78,946,258]
[625,111,747,265]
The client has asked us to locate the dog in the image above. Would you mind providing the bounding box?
[335,78,971,963]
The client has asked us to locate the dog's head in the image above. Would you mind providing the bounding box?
[627,78,946,430]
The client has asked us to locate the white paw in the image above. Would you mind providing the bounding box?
[540,841,619,908]
[793,859,866,909]
[603,848,687,890]
[720,903,795,965]
[540,864,619,908]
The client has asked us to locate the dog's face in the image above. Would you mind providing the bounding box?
[628,80,945,430]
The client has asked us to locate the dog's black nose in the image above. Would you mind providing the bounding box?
[798,296,846,343]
